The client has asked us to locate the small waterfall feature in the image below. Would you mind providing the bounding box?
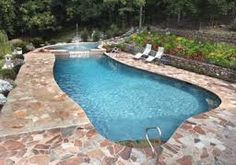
[72,23,81,43]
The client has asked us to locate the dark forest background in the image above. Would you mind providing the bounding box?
[0,0,235,38]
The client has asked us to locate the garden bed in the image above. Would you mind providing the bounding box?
[121,43,236,82]
[127,32,236,70]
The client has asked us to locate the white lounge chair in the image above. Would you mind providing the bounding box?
[145,47,164,62]
[133,44,152,59]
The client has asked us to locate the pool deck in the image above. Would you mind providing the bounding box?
[0,50,235,164]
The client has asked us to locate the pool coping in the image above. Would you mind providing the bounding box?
[103,52,236,164]
[0,46,235,164]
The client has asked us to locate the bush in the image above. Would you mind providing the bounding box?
[48,40,57,45]
[10,38,26,48]
[80,28,89,42]
[106,24,120,39]
[13,58,24,74]
[30,37,44,48]
[110,24,120,36]
[0,31,12,59]
[10,38,28,55]
[92,30,101,42]
[0,69,17,80]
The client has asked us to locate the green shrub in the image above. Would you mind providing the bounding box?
[30,37,44,48]
[106,24,120,39]
[110,24,120,36]
[10,38,28,54]
[0,31,12,59]
[81,28,89,42]
[10,38,26,48]
[105,30,113,39]
[49,40,57,45]
[0,69,17,80]
[92,30,101,42]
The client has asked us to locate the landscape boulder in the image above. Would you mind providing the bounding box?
[0,79,13,95]
[0,94,7,107]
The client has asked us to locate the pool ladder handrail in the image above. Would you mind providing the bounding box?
[145,127,162,157]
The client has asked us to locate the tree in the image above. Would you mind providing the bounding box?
[19,0,56,35]
[0,30,11,59]
[0,0,16,35]
[103,0,145,28]
[135,0,146,30]
[206,0,235,26]
[164,0,197,24]
[65,0,104,26]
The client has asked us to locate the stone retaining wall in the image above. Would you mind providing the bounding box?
[151,27,236,45]
[122,44,236,82]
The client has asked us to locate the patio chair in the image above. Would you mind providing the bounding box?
[133,44,152,59]
[145,47,164,62]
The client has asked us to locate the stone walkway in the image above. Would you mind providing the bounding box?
[0,52,156,165]
[0,50,235,165]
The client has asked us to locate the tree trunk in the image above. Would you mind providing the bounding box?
[199,21,202,31]
[177,10,181,24]
[139,6,143,30]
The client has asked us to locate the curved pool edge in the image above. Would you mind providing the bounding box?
[0,49,235,164]
[103,52,236,164]
[103,52,222,106]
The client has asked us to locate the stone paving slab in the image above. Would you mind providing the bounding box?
[0,50,235,164]
[0,124,156,165]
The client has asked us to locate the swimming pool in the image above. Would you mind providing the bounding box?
[48,43,98,51]
[54,55,221,142]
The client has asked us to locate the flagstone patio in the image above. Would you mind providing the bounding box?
[0,49,235,165]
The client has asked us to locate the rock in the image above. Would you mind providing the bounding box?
[34,144,50,150]
[0,145,7,153]
[118,147,132,160]
[29,155,49,165]
[0,79,13,94]
[177,155,192,165]
[0,94,7,106]
[102,157,118,165]
[86,129,96,138]
[61,126,75,137]
[26,43,35,51]
[200,148,209,159]
[13,58,25,68]
[193,126,206,135]
[13,110,27,119]
[3,140,25,150]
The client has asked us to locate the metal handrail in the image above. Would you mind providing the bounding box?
[145,127,162,156]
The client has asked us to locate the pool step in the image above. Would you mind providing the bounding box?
[145,127,162,158]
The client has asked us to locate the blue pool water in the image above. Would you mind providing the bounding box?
[48,43,98,51]
[54,55,221,142]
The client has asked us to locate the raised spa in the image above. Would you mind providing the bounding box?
[54,55,221,142]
